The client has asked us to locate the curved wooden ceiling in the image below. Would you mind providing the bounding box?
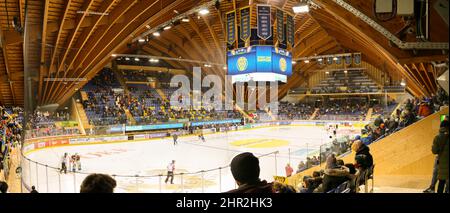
[0,0,448,107]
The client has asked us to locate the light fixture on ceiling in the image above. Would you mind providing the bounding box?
[125,57,130,61]
[149,58,159,63]
[333,57,338,61]
[163,25,172,30]
[135,58,140,61]
[153,31,160,37]
[304,60,310,63]
[204,64,212,68]
[111,54,117,57]
[138,38,145,43]
[344,70,348,73]
[317,58,322,62]
[400,78,406,86]
[292,61,297,64]
[181,17,190,22]
[293,1,309,13]
[145,25,151,29]
[199,8,209,15]
[325,71,329,74]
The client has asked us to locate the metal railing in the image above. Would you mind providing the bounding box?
[19,148,280,193]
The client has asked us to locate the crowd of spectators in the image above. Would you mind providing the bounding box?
[310,71,379,94]
[83,69,127,126]
[1,106,22,183]
[278,102,315,120]
[26,109,80,138]
[299,140,373,193]
[315,99,368,121]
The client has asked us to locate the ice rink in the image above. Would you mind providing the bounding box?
[21,125,358,193]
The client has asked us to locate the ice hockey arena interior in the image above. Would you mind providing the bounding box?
[0,0,449,194]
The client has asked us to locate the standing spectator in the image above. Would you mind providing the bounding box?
[423,156,439,193]
[431,119,449,193]
[296,161,306,173]
[80,173,117,193]
[165,160,175,184]
[285,163,293,177]
[226,152,273,193]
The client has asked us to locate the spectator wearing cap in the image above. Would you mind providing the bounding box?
[431,119,449,193]
[226,152,273,193]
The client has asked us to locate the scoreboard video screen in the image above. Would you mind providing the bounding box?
[227,46,292,83]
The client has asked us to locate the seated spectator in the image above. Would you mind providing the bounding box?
[273,182,297,193]
[80,173,117,193]
[352,140,374,186]
[352,140,373,170]
[322,154,352,193]
[299,175,322,193]
[296,161,306,173]
[226,152,273,193]
[360,129,373,146]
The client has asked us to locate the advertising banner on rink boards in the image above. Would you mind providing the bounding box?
[276,9,284,42]
[257,4,271,40]
[286,14,294,46]
[240,6,251,42]
[226,11,237,45]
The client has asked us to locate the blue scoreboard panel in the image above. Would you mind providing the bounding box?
[227,46,292,83]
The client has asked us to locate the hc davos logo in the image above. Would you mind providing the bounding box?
[237,56,248,72]
[279,58,287,72]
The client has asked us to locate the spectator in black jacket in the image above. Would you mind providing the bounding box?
[352,140,373,170]
[226,152,273,193]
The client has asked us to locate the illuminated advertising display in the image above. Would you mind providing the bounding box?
[227,46,292,83]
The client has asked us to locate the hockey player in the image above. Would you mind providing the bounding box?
[172,134,178,145]
[199,133,205,142]
[75,153,81,171]
[71,154,77,172]
[165,160,175,184]
[60,153,68,174]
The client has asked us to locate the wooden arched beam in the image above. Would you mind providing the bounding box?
[141,46,185,70]
[43,0,135,103]
[201,16,225,63]
[187,17,218,63]
[42,0,73,103]
[309,7,425,97]
[49,0,165,103]
[54,0,189,104]
[174,26,222,76]
[38,0,50,103]
[45,0,96,103]
[310,1,427,97]
[145,40,191,71]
